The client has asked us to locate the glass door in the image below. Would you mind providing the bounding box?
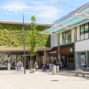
[87,52,89,67]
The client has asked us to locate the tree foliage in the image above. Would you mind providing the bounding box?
[29,16,40,56]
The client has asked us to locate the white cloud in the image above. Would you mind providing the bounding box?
[1,1,59,17]
[34,5,60,23]
[32,5,59,18]
[0,0,60,23]
[1,1,29,12]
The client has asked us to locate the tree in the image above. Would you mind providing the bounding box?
[30,16,37,56]
[28,16,37,69]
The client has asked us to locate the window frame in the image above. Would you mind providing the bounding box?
[80,24,85,35]
[80,22,89,40]
[62,30,71,45]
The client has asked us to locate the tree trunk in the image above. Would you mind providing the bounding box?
[30,56,33,70]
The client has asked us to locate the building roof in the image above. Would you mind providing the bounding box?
[0,21,52,26]
[0,46,51,53]
[43,2,89,34]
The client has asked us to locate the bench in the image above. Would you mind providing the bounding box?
[73,71,89,77]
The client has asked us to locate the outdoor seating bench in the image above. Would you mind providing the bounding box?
[73,71,89,77]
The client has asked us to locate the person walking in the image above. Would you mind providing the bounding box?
[34,62,38,71]
[16,60,23,73]
[52,61,57,75]
[49,62,53,72]
[56,63,60,73]
[7,61,11,70]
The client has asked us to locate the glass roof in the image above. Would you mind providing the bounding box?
[43,2,89,34]
[42,26,63,34]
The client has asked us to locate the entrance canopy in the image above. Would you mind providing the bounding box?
[49,43,74,56]
[42,2,89,34]
[60,43,74,55]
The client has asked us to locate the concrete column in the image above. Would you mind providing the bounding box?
[43,51,48,64]
[36,53,39,63]
[30,56,34,69]
[36,52,40,67]
[60,33,62,45]
[71,28,75,43]
[7,55,11,70]
[8,60,11,70]
[28,58,30,69]
[77,26,80,41]
[57,33,60,63]
[75,52,80,70]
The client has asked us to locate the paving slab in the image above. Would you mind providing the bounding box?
[0,70,89,89]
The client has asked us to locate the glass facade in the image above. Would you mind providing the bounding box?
[78,51,89,70]
[80,23,89,40]
[0,54,22,69]
[87,52,89,67]
[62,30,71,45]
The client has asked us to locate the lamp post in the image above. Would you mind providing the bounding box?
[22,14,26,74]
[57,33,60,63]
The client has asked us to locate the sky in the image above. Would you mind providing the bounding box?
[0,0,89,24]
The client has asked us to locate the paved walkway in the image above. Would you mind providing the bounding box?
[0,70,89,89]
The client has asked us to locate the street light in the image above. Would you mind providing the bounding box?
[22,14,26,74]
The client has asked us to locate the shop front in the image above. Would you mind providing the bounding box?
[49,44,75,70]
[75,39,89,70]
[60,43,75,70]
[76,52,89,70]
[49,46,59,63]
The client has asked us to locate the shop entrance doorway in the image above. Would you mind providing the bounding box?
[61,53,75,70]
[60,43,75,70]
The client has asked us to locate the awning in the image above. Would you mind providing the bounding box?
[49,43,74,56]
[60,43,74,55]
[42,2,89,34]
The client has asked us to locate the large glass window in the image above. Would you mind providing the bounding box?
[85,24,89,33]
[79,52,89,69]
[80,52,86,68]
[80,25,85,40]
[62,30,71,45]
[85,24,89,39]
[87,52,89,67]
[80,25,85,34]
[80,23,89,40]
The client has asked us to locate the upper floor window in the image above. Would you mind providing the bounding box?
[80,25,85,35]
[85,24,89,33]
[62,30,71,45]
[80,23,89,34]
[80,23,89,40]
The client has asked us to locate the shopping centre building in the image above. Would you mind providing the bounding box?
[43,2,89,70]
[0,21,51,69]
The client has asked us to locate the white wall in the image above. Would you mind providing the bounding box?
[76,26,80,41]
[60,33,62,45]
[71,28,75,43]
[51,34,58,48]
[75,39,89,52]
